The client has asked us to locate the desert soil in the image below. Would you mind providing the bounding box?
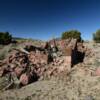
[0,42,100,100]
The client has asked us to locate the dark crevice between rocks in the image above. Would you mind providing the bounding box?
[71,50,85,67]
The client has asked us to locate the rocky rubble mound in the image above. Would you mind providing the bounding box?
[0,39,90,90]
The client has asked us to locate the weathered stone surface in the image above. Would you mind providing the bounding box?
[63,47,72,56]
[0,39,87,89]
[14,67,24,77]
[0,41,99,100]
[19,73,30,85]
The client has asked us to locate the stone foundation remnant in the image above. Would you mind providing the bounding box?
[0,39,87,89]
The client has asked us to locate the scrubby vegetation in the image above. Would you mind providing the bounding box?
[61,30,82,42]
[0,32,12,45]
[93,29,100,43]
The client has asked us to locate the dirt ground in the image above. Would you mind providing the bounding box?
[0,42,100,100]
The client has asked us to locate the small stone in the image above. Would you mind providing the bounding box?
[14,67,24,77]
[19,73,29,86]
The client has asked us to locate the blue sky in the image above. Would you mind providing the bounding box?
[0,0,100,40]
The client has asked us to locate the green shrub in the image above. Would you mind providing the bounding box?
[0,32,12,45]
[61,30,82,42]
[93,29,100,43]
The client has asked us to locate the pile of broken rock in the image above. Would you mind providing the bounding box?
[0,48,68,90]
[0,39,89,90]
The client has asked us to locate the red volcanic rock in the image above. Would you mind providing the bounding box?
[14,67,24,77]
[0,39,88,88]
[19,73,30,86]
